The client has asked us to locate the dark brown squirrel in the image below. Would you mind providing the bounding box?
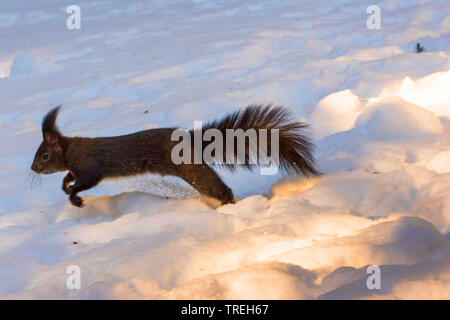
[31,105,319,207]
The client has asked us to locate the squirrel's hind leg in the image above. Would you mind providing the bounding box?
[175,164,235,205]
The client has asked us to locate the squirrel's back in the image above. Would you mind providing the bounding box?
[64,128,176,177]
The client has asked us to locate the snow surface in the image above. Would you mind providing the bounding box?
[0,0,449,299]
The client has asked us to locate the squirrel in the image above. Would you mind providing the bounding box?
[31,105,319,207]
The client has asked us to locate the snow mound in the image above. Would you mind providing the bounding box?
[390,264,450,299]
[426,150,450,173]
[272,217,447,272]
[355,97,443,141]
[396,70,450,117]
[111,262,317,300]
[320,257,450,299]
[9,54,58,77]
[310,89,361,139]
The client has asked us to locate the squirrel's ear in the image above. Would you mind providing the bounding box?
[44,131,63,152]
[44,131,59,146]
[42,105,61,138]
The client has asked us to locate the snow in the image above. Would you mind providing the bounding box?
[310,89,361,139]
[9,54,59,77]
[0,0,449,299]
[355,96,444,141]
[427,150,450,173]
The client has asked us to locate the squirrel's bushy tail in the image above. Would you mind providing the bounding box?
[192,104,320,176]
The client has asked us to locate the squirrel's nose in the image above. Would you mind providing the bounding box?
[31,163,40,172]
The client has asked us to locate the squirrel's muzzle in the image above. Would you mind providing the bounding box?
[31,163,42,173]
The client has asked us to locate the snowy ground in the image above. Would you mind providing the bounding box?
[0,0,449,299]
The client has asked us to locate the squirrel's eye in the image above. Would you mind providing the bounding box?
[41,153,50,161]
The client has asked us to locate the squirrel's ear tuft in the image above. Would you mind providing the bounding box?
[42,105,61,138]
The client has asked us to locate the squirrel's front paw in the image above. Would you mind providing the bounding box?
[63,184,73,195]
[70,194,83,207]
